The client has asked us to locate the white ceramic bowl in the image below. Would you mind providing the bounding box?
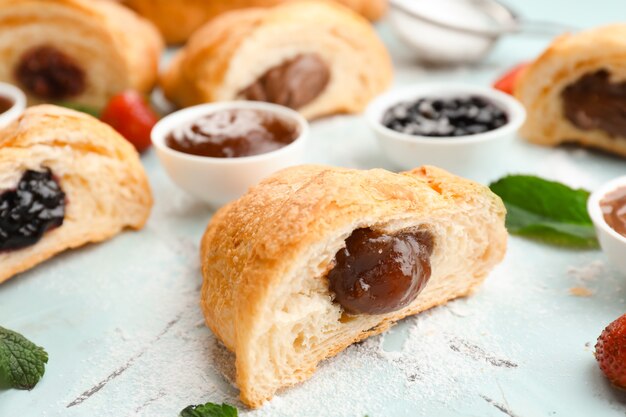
[0,83,26,129]
[366,83,526,179]
[588,176,626,275]
[152,101,308,207]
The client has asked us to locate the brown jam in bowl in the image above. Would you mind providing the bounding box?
[0,96,13,114]
[165,109,300,158]
[15,45,86,100]
[600,186,626,238]
[328,227,434,315]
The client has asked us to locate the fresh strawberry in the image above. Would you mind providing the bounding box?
[595,314,626,389]
[100,91,159,153]
[493,63,530,96]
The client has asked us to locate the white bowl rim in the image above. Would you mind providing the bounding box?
[588,175,626,245]
[366,83,527,145]
[151,101,309,164]
[0,82,26,125]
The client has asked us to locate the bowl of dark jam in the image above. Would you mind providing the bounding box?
[366,83,526,179]
[152,101,308,206]
[588,176,626,275]
[0,82,26,129]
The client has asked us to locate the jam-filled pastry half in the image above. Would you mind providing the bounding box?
[123,0,388,45]
[0,105,152,284]
[516,25,626,157]
[200,165,507,407]
[0,0,163,109]
[160,1,393,120]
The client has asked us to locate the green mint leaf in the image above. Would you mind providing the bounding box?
[179,402,238,417]
[489,175,598,248]
[55,101,101,118]
[0,326,48,390]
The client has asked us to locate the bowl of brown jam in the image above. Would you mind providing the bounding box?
[152,101,308,207]
[0,82,26,129]
[588,176,626,275]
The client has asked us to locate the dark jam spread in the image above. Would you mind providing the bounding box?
[562,70,626,138]
[328,227,434,315]
[165,109,299,158]
[0,96,13,114]
[15,45,86,100]
[0,169,66,251]
[382,96,508,137]
[239,54,330,110]
[600,186,626,238]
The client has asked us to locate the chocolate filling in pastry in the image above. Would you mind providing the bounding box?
[562,70,626,138]
[239,54,330,110]
[0,169,66,251]
[15,46,86,100]
[328,227,434,315]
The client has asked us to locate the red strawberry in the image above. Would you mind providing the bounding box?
[595,314,626,389]
[100,91,159,153]
[493,63,530,96]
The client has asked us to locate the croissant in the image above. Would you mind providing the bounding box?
[516,24,626,157]
[200,164,507,407]
[123,0,388,45]
[0,105,152,284]
[0,0,163,109]
[161,1,393,120]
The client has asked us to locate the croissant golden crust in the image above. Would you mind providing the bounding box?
[160,1,393,120]
[200,164,507,407]
[0,0,163,108]
[0,105,152,283]
[515,24,626,157]
[123,0,388,45]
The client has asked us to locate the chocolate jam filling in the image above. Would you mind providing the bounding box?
[239,54,330,110]
[562,70,626,137]
[0,96,13,114]
[165,109,299,158]
[328,227,434,315]
[0,169,66,251]
[15,46,86,100]
[600,186,626,238]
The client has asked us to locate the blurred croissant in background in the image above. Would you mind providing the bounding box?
[121,0,388,44]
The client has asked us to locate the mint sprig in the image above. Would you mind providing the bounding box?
[0,326,48,390]
[179,402,238,417]
[490,175,598,248]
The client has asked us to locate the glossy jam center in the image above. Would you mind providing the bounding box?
[239,54,330,110]
[600,186,626,238]
[0,95,13,114]
[562,70,626,137]
[165,109,299,158]
[15,45,86,100]
[0,169,66,251]
[328,227,434,315]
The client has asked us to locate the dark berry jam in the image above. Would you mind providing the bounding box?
[382,96,508,137]
[15,45,86,100]
[328,227,434,315]
[0,169,66,251]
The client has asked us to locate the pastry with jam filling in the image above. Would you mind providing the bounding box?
[200,164,507,408]
[0,0,163,109]
[516,24,626,157]
[0,105,152,284]
[161,1,392,120]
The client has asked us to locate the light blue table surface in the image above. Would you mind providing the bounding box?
[2,1,626,416]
